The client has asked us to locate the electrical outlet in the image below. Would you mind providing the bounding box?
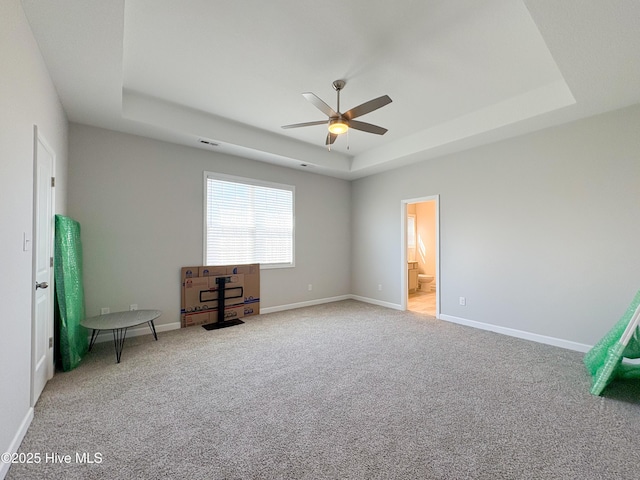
[101,307,110,315]
[308,284,312,291]
[129,304,138,311]
[459,297,466,306]
[378,284,382,291]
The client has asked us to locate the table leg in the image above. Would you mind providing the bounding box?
[148,320,158,341]
[112,327,128,363]
[88,329,99,351]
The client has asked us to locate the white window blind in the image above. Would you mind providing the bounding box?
[204,172,294,268]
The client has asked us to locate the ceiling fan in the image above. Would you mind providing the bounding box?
[282,80,392,147]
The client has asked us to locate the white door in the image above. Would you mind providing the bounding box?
[32,126,55,406]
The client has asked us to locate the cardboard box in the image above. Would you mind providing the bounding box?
[183,274,244,312]
[199,266,227,277]
[181,311,210,327]
[180,264,260,327]
[225,264,260,316]
[182,267,198,279]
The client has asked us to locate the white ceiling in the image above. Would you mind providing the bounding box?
[21,0,640,179]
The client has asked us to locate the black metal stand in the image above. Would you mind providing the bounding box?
[87,320,158,363]
[112,328,128,363]
[202,276,244,331]
[217,275,226,324]
[88,329,100,351]
[148,320,158,340]
[202,318,244,330]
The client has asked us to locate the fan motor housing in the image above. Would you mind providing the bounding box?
[332,79,346,91]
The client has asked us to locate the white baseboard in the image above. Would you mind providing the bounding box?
[1,407,33,480]
[261,295,352,314]
[89,321,181,344]
[86,305,592,354]
[438,314,592,353]
[349,295,403,311]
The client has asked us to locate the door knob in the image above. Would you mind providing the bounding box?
[35,281,49,290]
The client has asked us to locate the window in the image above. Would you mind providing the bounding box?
[204,172,295,268]
[407,214,416,249]
[407,214,417,262]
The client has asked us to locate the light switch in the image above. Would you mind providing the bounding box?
[23,232,31,252]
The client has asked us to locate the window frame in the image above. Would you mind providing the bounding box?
[203,171,295,269]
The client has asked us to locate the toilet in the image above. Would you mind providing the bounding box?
[418,274,434,291]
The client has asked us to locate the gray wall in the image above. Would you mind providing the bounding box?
[68,124,351,326]
[352,104,640,346]
[0,0,68,467]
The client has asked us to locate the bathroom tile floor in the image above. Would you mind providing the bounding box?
[408,289,436,317]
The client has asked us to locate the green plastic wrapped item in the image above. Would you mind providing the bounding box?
[584,289,640,395]
[54,215,88,371]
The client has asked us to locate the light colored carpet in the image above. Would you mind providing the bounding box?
[7,300,640,479]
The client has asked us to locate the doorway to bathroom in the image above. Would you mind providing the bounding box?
[401,196,439,317]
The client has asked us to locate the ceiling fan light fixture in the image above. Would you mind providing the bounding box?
[282,80,391,146]
[328,119,349,135]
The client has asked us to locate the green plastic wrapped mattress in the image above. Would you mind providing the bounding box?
[584,290,640,395]
[54,215,88,371]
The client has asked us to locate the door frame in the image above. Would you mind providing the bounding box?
[400,195,440,316]
[31,125,55,406]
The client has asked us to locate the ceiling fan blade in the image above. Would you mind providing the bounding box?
[281,120,328,129]
[325,132,338,145]
[343,95,392,120]
[303,93,338,118]
[349,120,388,135]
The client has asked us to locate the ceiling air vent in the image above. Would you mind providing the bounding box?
[199,139,219,147]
